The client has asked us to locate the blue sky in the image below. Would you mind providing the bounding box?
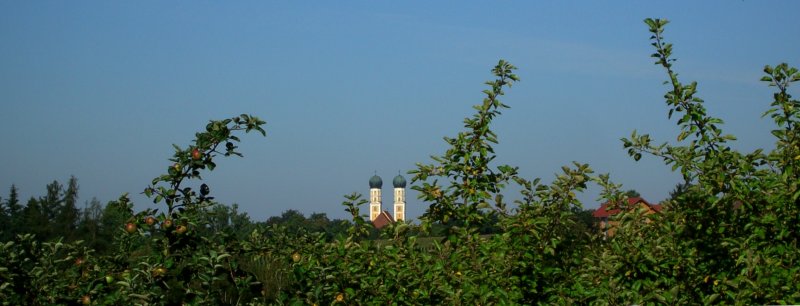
[1,1,798,221]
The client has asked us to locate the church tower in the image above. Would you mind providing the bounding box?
[368,174,382,221]
[392,173,406,222]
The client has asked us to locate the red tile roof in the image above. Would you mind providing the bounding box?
[372,210,395,229]
[593,197,661,218]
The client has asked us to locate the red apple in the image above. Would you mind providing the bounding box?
[125,222,137,234]
[191,148,202,160]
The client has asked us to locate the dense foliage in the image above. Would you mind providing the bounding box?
[1,19,798,305]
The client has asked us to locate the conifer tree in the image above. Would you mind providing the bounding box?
[57,176,80,240]
[6,185,21,220]
[1,185,23,239]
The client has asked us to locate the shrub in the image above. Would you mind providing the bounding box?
[1,18,798,305]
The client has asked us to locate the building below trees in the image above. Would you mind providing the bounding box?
[593,197,662,237]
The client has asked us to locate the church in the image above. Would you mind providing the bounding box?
[368,173,406,229]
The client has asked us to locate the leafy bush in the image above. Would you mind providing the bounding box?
[0,18,798,305]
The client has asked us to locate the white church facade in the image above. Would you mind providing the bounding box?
[368,173,406,228]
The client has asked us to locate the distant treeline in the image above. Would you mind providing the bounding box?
[0,177,357,254]
[0,177,600,251]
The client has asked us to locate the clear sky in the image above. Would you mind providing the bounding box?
[2,1,799,221]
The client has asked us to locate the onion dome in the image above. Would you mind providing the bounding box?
[393,174,407,188]
[369,174,383,189]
